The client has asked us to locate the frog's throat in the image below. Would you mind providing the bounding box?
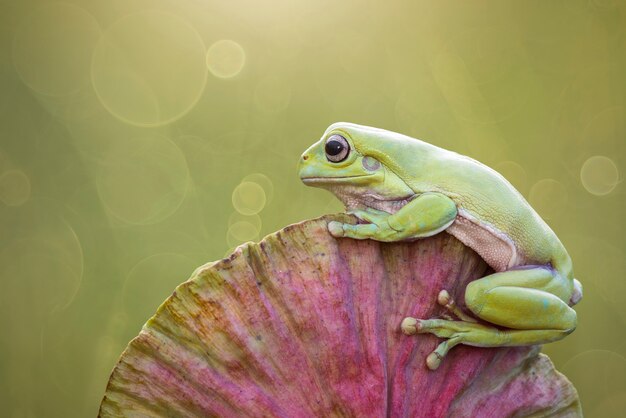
[330,186,415,213]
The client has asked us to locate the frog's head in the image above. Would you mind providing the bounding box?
[298,122,416,207]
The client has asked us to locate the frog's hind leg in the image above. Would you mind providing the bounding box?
[464,266,577,334]
[402,266,577,370]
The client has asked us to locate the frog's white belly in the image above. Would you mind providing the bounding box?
[445,209,523,272]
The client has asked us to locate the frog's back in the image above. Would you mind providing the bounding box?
[423,151,572,279]
[342,123,573,279]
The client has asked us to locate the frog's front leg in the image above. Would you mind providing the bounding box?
[328,192,457,241]
[402,266,578,370]
[346,207,390,225]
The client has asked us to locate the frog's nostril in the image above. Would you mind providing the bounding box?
[302,155,309,161]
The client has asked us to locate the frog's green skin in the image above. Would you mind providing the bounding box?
[298,122,582,370]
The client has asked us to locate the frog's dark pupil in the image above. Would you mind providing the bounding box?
[325,140,343,156]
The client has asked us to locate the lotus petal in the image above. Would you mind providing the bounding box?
[100,214,581,417]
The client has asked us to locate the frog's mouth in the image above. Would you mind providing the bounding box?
[301,174,374,184]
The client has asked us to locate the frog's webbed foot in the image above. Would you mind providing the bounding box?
[402,267,579,371]
[327,214,397,241]
[329,208,393,239]
[401,317,504,370]
[401,289,487,370]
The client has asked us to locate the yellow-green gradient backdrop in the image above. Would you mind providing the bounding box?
[1,0,624,416]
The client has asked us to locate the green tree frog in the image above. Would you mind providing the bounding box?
[298,122,582,370]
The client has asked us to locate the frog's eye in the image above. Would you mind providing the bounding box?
[325,134,350,163]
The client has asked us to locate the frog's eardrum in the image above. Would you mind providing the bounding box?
[99,215,581,417]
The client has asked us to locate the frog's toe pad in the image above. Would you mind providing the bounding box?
[437,290,451,306]
[327,221,344,237]
[401,317,420,335]
[426,352,443,370]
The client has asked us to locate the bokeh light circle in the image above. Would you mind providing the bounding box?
[241,173,274,203]
[0,169,31,206]
[91,11,207,127]
[227,221,260,247]
[580,155,619,196]
[228,212,262,232]
[12,3,101,96]
[206,40,246,78]
[232,181,266,215]
[528,178,568,220]
[96,135,189,225]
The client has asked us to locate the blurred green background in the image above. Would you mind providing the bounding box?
[0,0,624,416]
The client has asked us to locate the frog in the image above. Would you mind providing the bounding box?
[298,122,582,370]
